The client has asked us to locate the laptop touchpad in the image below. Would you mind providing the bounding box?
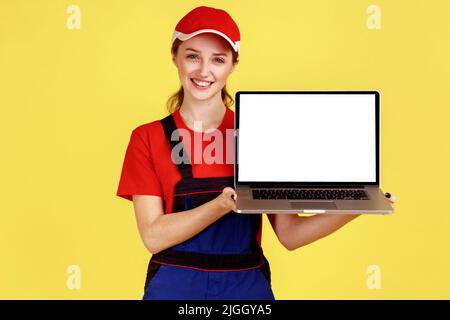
[289,202,337,210]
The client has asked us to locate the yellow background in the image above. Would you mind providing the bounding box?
[1,0,449,299]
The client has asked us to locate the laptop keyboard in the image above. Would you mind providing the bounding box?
[252,189,369,200]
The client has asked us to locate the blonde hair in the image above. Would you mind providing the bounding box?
[166,38,239,114]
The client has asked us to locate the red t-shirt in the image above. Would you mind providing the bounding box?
[116,106,235,214]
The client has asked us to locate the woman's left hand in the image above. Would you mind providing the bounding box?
[385,192,397,208]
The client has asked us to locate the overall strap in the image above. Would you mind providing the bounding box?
[160,114,193,179]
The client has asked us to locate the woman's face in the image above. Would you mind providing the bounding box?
[172,33,237,102]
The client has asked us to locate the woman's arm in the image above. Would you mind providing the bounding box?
[133,187,237,255]
[267,196,396,251]
[267,213,360,251]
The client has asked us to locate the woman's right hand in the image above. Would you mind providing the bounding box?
[215,187,238,213]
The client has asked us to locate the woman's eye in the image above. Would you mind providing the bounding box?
[186,55,224,63]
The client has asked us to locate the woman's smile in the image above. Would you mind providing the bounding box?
[190,78,214,89]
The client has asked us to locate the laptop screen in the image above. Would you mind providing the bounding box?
[236,92,378,184]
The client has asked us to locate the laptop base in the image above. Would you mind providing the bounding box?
[235,186,393,214]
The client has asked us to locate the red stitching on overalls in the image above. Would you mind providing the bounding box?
[152,260,265,272]
[174,190,223,197]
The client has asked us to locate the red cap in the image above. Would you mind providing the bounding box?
[172,6,240,54]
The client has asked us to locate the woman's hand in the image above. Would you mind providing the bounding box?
[215,187,238,212]
[385,192,397,208]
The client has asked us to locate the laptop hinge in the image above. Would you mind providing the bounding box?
[248,184,366,188]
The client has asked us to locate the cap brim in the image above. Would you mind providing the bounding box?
[172,29,240,54]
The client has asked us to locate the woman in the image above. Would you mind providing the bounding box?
[116,6,396,300]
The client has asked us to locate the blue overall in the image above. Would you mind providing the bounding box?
[142,114,274,300]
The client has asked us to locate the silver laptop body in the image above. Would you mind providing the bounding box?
[234,91,393,214]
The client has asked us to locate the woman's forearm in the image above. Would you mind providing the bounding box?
[145,198,229,254]
[284,214,362,250]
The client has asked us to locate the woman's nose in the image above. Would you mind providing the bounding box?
[198,61,210,77]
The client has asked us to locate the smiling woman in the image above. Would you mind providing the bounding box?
[116,5,398,301]
[116,6,276,301]
[116,4,401,301]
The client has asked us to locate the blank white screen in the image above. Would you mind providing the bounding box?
[237,93,376,182]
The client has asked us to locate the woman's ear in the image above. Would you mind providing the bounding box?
[172,54,177,67]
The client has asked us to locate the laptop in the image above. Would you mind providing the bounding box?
[234,91,393,214]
